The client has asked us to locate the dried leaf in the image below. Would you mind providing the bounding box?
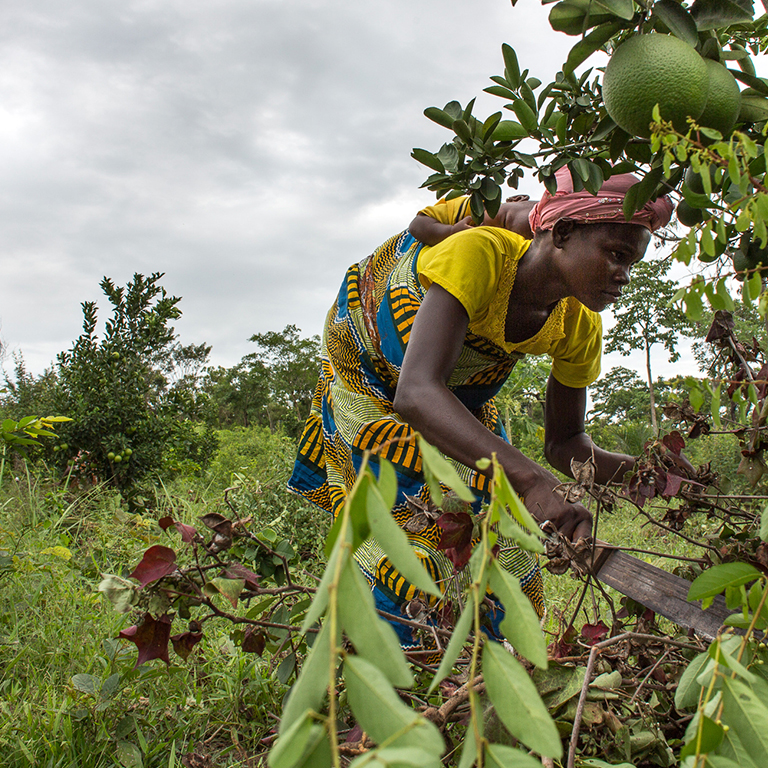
[119,613,172,666]
[199,513,232,537]
[224,564,261,591]
[129,545,178,588]
[570,455,596,486]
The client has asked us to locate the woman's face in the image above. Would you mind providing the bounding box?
[552,221,651,312]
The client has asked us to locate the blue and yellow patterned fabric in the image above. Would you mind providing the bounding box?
[288,230,544,657]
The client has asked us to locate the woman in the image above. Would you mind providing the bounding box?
[289,168,673,648]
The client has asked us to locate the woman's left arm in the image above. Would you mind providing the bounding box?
[544,374,634,484]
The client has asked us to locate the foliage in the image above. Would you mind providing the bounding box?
[204,324,321,438]
[0,414,72,487]
[49,273,218,509]
[604,259,695,430]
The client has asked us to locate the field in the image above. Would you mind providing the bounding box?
[0,426,756,767]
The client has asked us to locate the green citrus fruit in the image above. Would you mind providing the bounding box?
[676,200,705,227]
[684,165,718,194]
[124,448,132,457]
[59,443,68,451]
[107,452,116,461]
[114,454,123,463]
[603,34,708,138]
[739,233,768,277]
[698,59,741,135]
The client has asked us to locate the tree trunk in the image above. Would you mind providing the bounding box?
[645,337,658,433]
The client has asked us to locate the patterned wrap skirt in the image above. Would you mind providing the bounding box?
[288,231,544,655]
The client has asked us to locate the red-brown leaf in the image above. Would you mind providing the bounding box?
[662,473,685,498]
[224,564,261,591]
[158,516,198,543]
[662,431,685,456]
[171,631,203,661]
[242,627,266,655]
[129,545,178,587]
[119,613,172,666]
[581,621,609,645]
[436,511,474,570]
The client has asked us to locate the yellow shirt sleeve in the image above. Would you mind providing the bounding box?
[416,228,527,321]
[548,298,602,389]
[418,196,471,225]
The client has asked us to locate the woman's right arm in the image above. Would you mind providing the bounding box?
[393,283,592,540]
[408,213,473,246]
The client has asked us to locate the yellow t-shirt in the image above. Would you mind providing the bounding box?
[418,196,471,225]
[416,227,602,389]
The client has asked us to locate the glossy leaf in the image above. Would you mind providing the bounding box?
[493,121,528,141]
[269,712,318,768]
[564,21,625,76]
[691,0,755,30]
[489,560,548,668]
[511,100,538,134]
[501,44,520,89]
[688,562,761,601]
[483,641,562,758]
[593,0,635,20]
[337,556,413,689]
[653,0,699,46]
[680,714,725,759]
[348,747,441,768]
[343,655,444,754]
[128,545,178,587]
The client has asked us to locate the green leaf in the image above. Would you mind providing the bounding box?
[493,468,544,543]
[98,574,139,614]
[343,655,444,754]
[428,593,475,693]
[710,381,722,430]
[411,149,444,173]
[269,712,320,768]
[452,119,473,144]
[493,121,528,142]
[680,716,726,759]
[377,458,398,509]
[365,481,440,598]
[653,0,699,46]
[511,99,538,134]
[485,85,517,100]
[202,577,244,609]
[457,720,477,768]
[484,742,543,768]
[279,620,336,734]
[482,641,562,758]
[489,560,547,668]
[721,677,768,759]
[116,741,143,768]
[761,505,768,543]
[71,673,101,697]
[593,0,635,20]
[417,436,474,502]
[564,21,626,76]
[337,557,413,689]
[348,746,442,768]
[276,653,297,685]
[730,69,768,97]
[501,44,520,89]
[301,539,345,633]
[690,0,755,30]
[423,107,455,130]
[688,562,762,602]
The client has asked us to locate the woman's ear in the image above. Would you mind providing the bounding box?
[551,218,576,248]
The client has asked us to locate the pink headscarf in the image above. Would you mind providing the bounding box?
[528,167,673,233]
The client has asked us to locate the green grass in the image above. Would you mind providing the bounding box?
[0,439,326,768]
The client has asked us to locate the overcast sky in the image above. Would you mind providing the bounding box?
[0,0,756,385]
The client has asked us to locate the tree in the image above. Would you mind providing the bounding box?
[245,325,321,438]
[604,260,692,430]
[590,365,651,423]
[53,273,217,506]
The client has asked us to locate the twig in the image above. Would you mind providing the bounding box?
[629,648,671,706]
[567,632,704,768]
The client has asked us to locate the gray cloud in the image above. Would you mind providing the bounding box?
[0,0,576,375]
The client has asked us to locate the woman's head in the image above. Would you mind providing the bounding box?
[528,167,673,234]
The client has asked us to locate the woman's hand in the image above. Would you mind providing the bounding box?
[519,479,593,542]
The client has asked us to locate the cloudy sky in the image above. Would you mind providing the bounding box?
[0,0,749,384]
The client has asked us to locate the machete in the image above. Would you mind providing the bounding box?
[589,541,732,641]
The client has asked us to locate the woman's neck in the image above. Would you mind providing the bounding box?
[512,237,568,310]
